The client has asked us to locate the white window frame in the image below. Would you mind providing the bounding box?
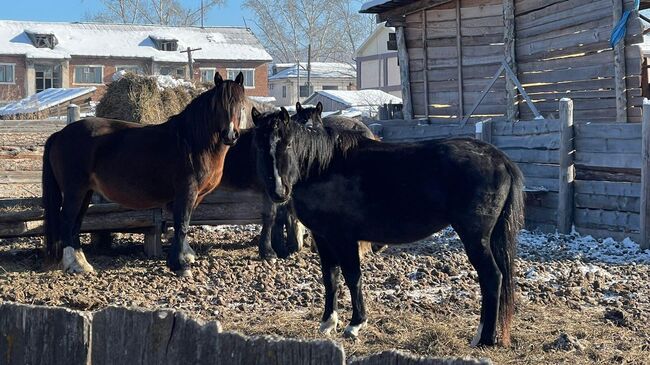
[73,65,104,85]
[115,65,144,75]
[0,63,15,84]
[226,68,255,88]
[200,67,216,83]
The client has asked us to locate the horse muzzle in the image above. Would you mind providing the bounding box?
[220,129,240,146]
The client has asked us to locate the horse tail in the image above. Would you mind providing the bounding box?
[43,132,63,262]
[490,158,524,346]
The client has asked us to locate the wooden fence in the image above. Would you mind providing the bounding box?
[0,302,491,365]
[372,99,650,249]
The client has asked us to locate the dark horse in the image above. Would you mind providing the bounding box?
[251,109,524,347]
[43,72,246,276]
[292,102,375,139]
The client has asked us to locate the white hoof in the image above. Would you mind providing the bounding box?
[343,320,367,339]
[62,247,95,273]
[181,245,196,264]
[319,312,338,335]
[470,322,484,347]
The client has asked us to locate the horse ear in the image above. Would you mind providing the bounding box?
[235,71,244,85]
[251,107,261,126]
[296,102,302,111]
[316,101,323,114]
[214,72,223,86]
[280,107,290,126]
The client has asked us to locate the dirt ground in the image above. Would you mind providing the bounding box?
[1,226,648,364]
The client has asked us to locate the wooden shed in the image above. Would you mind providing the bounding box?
[361,0,648,123]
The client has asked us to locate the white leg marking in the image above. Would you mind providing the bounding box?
[269,135,284,197]
[343,320,367,339]
[470,322,484,347]
[62,246,95,273]
[181,242,196,264]
[319,311,338,335]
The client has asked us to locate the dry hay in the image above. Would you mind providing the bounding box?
[95,73,203,124]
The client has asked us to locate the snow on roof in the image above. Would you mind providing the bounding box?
[248,96,277,104]
[268,62,356,80]
[359,0,395,12]
[0,87,96,116]
[0,20,272,62]
[308,89,402,107]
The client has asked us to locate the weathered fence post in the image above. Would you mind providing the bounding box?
[640,99,650,249]
[558,98,575,234]
[143,209,164,257]
[475,119,492,143]
[66,104,80,124]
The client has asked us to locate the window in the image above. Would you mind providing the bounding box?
[160,41,177,51]
[269,84,274,90]
[0,64,15,84]
[226,68,255,88]
[200,68,215,83]
[282,85,286,98]
[322,85,338,91]
[35,64,62,91]
[74,66,103,84]
[27,32,58,49]
[299,85,313,97]
[159,66,186,78]
[116,65,144,75]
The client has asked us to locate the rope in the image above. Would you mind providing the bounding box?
[610,0,640,48]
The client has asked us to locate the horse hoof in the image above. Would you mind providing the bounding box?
[319,312,338,335]
[181,252,196,264]
[62,247,95,274]
[260,251,278,261]
[470,323,495,348]
[343,320,367,339]
[175,269,193,278]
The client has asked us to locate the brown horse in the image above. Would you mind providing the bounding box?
[43,72,246,276]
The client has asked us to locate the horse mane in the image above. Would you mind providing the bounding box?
[285,120,365,176]
[169,81,245,153]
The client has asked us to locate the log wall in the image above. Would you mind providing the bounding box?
[0,302,491,365]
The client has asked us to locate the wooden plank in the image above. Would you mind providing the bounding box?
[575,152,642,169]
[422,9,430,121]
[575,166,641,183]
[558,99,574,233]
[492,119,558,135]
[525,205,558,224]
[525,177,560,191]
[517,4,611,39]
[504,0,518,120]
[574,208,640,231]
[575,180,641,197]
[574,138,641,154]
[641,99,650,248]
[456,0,464,120]
[575,193,639,213]
[574,123,642,139]
[574,226,640,241]
[397,27,413,120]
[492,133,560,149]
[613,0,627,122]
[519,64,613,85]
[503,148,559,164]
[518,163,558,178]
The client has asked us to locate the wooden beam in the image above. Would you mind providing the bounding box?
[422,9,430,122]
[396,26,413,119]
[641,99,650,249]
[503,0,518,120]
[558,98,575,234]
[456,0,464,120]
[613,0,628,122]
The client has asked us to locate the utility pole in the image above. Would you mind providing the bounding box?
[307,44,312,96]
[180,46,202,80]
[200,0,204,28]
[296,60,301,102]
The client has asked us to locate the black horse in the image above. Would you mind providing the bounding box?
[292,102,375,140]
[251,109,524,347]
[43,72,246,276]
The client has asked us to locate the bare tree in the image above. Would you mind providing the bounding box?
[243,0,374,65]
[90,0,225,26]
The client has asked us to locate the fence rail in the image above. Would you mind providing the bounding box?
[0,302,491,365]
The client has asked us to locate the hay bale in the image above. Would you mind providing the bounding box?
[96,73,202,124]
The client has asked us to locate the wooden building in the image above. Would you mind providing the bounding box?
[361,0,647,123]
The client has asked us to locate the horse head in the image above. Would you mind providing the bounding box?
[292,101,324,129]
[213,71,246,145]
[251,107,299,203]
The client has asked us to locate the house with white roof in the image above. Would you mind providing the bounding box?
[0,20,273,102]
[303,89,402,118]
[355,23,401,98]
[267,62,356,106]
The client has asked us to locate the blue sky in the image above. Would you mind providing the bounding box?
[1,0,253,27]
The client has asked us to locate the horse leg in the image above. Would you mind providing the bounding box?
[313,233,340,335]
[285,206,306,254]
[339,241,367,339]
[167,186,198,276]
[258,196,278,260]
[60,189,94,273]
[454,222,502,347]
[72,191,93,248]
